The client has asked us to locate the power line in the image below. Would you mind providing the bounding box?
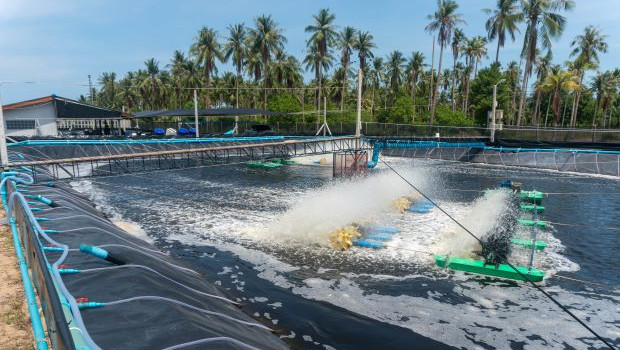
[378,157,615,350]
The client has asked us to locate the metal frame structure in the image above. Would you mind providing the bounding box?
[9,137,370,181]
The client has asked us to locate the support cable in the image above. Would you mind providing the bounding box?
[378,157,615,350]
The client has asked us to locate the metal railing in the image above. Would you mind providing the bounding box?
[9,137,370,181]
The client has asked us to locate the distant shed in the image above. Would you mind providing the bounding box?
[2,95,128,137]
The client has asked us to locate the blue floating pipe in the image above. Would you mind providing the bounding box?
[80,244,126,265]
[367,140,488,168]
[366,234,393,241]
[58,268,80,275]
[25,195,58,207]
[7,136,285,147]
[352,239,385,249]
[43,229,59,234]
[224,129,235,135]
[498,180,513,188]
[4,213,49,350]
[43,246,65,252]
[77,301,106,310]
[35,217,51,222]
[369,226,400,234]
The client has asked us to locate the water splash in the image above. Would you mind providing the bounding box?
[255,168,431,245]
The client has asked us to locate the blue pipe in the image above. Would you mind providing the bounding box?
[7,136,285,147]
[367,140,487,168]
[6,191,101,350]
[352,239,384,249]
[2,173,99,349]
[1,176,48,350]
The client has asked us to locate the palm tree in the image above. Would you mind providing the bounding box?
[516,0,574,126]
[532,51,553,124]
[461,37,487,114]
[507,59,522,123]
[353,31,376,73]
[248,15,287,108]
[591,70,620,127]
[338,26,356,111]
[168,51,187,107]
[224,23,247,109]
[353,30,376,106]
[369,58,384,118]
[450,28,465,111]
[385,51,406,97]
[540,68,580,126]
[191,27,223,108]
[484,0,521,63]
[305,8,337,124]
[98,72,117,109]
[569,26,608,126]
[406,52,426,119]
[425,0,465,123]
[141,58,162,109]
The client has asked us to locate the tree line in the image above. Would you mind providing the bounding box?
[85,0,619,128]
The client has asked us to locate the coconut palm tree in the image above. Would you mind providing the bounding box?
[450,28,465,110]
[540,68,580,126]
[484,0,522,63]
[516,0,574,126]
[425,0,465,123]
[406,52,426,118]
[353,31,376,73]
[532,51,553,124]
[461,37,487,114]
[98,72,117,109]
[141,58,163,109]
[224,23,247,109]
[338,26,356,111]
[248,14,287,108]
[369,57,384,118]
[191,27,223,108]
[385,51,406,98]
[591,70,620,127]
[305,8,337,123]
[168,51,188,107]
[569,26,608,126]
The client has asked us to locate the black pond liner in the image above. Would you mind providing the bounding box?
[8,159,290,350]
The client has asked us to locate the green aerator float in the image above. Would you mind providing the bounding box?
[434,255,545,282]
[246,161,284,169]
[435,181,548,282]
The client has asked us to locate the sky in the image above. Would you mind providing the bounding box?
[1,0,618,103]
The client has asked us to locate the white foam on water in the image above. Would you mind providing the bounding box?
[77,157,616,350]
[253,168,430,245]
[70,179,152,243]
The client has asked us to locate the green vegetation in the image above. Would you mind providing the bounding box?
[85,1,620,128]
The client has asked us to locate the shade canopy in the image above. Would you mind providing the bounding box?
[133,108,281,119]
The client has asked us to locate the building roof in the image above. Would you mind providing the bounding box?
[2,96,55,110]
[3,95,123,119]
[133,108,281,119]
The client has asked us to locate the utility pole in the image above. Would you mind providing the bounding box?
[490,79,505,143]
[0,83,9,169]
[355,68,363,149]
[193,89,199,138]
[88,75,94,103]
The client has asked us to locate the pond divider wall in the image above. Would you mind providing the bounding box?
[375,140,620,177]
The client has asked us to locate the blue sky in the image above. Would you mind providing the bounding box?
[1,0,618,103]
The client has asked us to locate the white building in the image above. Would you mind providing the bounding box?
[2,95,131,137]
